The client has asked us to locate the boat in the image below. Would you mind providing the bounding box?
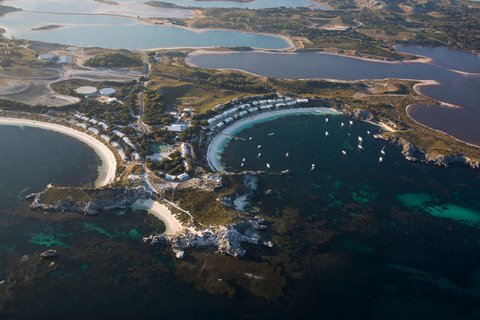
[342,150,346,155]
[379,157,383,162]
[242,158,245,162]
[349,121,353,125]
[358,144,363,149]
[341,123,344,127]
[367,131,370,134]
[40,249,57,259]
[281,169,292,175]
[257,153,261,158]
[325,131,329,136]
[249,137,252,140]
[266,163,270,169]
[241,163,244,167]
[381,146,385,155]
[257,145,261,149]
[311,164,315,171]
[358,136,363,142]
[268,132,274,136]
[286,153,289,158]
[325,118,328,122]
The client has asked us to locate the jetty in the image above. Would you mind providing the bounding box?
[220,133,246,141]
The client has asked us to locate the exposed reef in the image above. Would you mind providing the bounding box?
[144,217,269,259]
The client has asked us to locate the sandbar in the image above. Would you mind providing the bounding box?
[206,107,340,172]
[0,117,116,187]
[133,199,183,235]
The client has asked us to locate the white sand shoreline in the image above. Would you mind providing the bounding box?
[0,117,116,187]
[206,107,341,172]
[133,199,183,236]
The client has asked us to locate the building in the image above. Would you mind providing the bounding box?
[56,56,73,64]
[75,86,98,98]
[100,88,116,96]
[38,53,55,61]
[167,124,188,132]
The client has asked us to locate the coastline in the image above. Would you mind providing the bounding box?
[133,199,183,236]
[206,107,341,172]
[0,117,116,187]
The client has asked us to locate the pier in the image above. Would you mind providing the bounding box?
[221,133,246,141]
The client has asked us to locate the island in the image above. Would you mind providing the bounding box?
[1,0,480,315]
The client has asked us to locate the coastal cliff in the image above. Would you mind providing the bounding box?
[374,133,480,169]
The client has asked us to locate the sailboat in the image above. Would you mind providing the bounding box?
[342,150,346,155]
[325,131,329,136]
[257,153,261,158]
[381,146,385,155]
[379,157,383,162]
[257,145,261,149]
[341,123,344,127]
[349,121,353,125]
[358,144,364,149]
[311,164,315,171]
[325,118,329,122]
[358,136,363,142]
[266,163,270,169]
[286,153,289,158]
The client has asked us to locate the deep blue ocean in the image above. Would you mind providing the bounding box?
[1,117,480,319]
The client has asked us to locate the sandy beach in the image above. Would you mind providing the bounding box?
[133,199,183,236]
[0,117,116,187]
[207,107,341,172]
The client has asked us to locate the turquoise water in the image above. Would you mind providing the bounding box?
[0,124,99,211]
[2,116,480,318]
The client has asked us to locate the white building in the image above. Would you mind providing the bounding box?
[167,124,188,132]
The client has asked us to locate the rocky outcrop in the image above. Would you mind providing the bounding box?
[144,217,270,259]
[350,109,374,121]
[374,133,424,161]
[424,155,480,169]
[374,133,480,169]
[29,186,151,215]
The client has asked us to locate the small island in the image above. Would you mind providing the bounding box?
[31,25,63,31]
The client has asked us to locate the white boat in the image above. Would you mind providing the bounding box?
[242,158,246,162]
[379,157,383,162]
[266,163,270,168]
[381,146,385,155]
[257,153,261,158]
[311,164,315,171]
[358,144,363,149]
[268,133,274,136]
[249,137,252,140]
[358,136,363,142]
[241,163,244,167]
[342,150,346,155]
[257,145,261,149]
[286,153,289,157]
[341,123,344,127]
[325,131,329,136]
[349,121,353,125]
[325,118,329,122]
[367,131,370,134]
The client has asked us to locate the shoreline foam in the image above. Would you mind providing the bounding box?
[0,117,116,187]
[133,199,183,236]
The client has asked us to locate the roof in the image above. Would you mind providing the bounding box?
[76,86,97,95]
[39,53,55,61]
[56,56,73,64]
[100,88,116,96]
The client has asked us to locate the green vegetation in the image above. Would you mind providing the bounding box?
[178,125,201,142]
[142,89,174,125]
[167,175,248,226]
[147,150,186,175]
[85,53,143,68]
